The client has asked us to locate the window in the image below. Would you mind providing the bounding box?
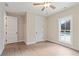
[59,16,72,44]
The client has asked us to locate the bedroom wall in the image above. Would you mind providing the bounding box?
[17,15,25,42]
[0,3,5,55]
[47,5,79,50]
[25,12,47,45]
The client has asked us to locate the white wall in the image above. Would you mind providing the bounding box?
[47,5,79,50]
[24,14,27,43]
[17,16,25,42]
[43,17,48,41]
[25,12,47,45]
[0,3,5,55]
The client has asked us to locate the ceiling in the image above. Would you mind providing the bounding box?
[5,2,78,16]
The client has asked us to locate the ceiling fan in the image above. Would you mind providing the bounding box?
[33,2,56,11]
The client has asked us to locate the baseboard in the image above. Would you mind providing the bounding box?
[18,40,25,42]
[26,41,37,45]
[6,41,25,45]
[26,40,45,45]
[47,40,79,52]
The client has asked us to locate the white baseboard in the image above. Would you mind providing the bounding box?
[25,39,45,45]
[26,41,37,45]
[47,40,79,51]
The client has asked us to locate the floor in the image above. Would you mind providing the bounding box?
[1,41,79,56]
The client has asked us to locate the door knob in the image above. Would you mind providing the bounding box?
[16,32,18,34]
[36,32,37,34]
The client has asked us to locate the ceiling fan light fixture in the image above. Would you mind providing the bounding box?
[33,2,56,11]
[44,3,51,8]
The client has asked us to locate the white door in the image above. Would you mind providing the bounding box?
[35,16,44,42]
[6,16,17,44]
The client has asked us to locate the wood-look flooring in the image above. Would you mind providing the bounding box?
[1,41,79,56]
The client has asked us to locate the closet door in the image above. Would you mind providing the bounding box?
[6,16,18,44]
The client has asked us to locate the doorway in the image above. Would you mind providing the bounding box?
[5,16,18,44]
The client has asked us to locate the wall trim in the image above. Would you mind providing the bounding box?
[47,40,79,52]
[26,39,45,45]
[26,41,37,45]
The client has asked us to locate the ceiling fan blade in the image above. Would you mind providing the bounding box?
[33,3,45,6]
[50,5,56,9]
[41,7,45,11]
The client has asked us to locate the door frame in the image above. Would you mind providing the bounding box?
[5,16,18,44]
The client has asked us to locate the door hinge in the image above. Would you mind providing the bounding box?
[5,17,7,19]
[6,40,7,42]
[6,32,7,34]
[6,24,7,27]
[16,32,18,34]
